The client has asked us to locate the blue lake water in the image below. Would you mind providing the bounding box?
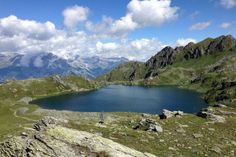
[32,85,207,114]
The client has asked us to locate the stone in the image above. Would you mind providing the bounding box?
[193,133,203,138]
[33,116,60,131]
[135,118,163,133]
[149,123,163,133]
[160,109,174,119]
[231,141,236,146]
[197,109,226,123]
[175,127,185,133]
[160,109,184,119]
[213,104,227,108]
[0,117,157,157]
[142,113,150,117]
[18,97,33,104]
[21,132,27,137]
[17,107,29,115]
[210,146,221,154]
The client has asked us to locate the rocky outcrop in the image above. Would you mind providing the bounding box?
[197,108,226,123]
[133,118,163,133]
[184,35,236,60]
[0,117,156,157]
[104,35,236,79]
[52,75,79,92]
[145,46,180,77]
[160,109,184,119]
[18,97,33,104]
[144,35,235,78]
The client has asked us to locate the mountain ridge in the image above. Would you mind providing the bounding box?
[97,35,236,106]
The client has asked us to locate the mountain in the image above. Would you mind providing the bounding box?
[97,35,236,106]
[0,52,128,82]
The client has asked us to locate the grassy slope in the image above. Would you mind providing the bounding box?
[96,61,146,82]
[147,51,236,106]
[0,75,96,141]
[37,107,236,157]
[97,49,236,106]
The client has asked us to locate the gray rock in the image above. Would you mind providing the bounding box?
[213,104,227,108]
[18,97,33,104]
[197,109,226,123]
[33,116,61,131]
[135,118,163,133]
[210,146,221,154]
[193,133,203,138]
[175,127,185,133]
[0,117,156,157]
[17,107,29,115]
[160,109,184,119]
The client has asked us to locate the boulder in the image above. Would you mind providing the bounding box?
[134,118,163,133]
[33,116,66,131]
[0,117,156,157]
[160,109,184,119]
[213,104,227,108]
[18,97,33,104]
[197,108,226,123]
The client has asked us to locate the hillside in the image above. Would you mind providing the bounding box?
[97,35,236,106]
[0,75,97,141]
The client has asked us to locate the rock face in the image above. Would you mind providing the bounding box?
[102,35,236,79]
[0,117,156,157]
[145,35,236,78]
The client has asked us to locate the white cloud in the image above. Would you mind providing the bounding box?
[0,15,56,40]
[63,5,89,29]
[176,38,197,46]
[220,22,231,29]
[220,0,236,9]
[110,14,138,36]
[95,38,165,61]
[0,15,165,61]
[85,0,179,37]
[96,42,118,52]
[189,21,211,31]
[127,0,179,26]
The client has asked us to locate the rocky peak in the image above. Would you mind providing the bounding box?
[207,35,236,53]
[146,46,177,68]
[183,35,236,60]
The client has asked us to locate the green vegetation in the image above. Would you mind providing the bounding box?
[0,35,235,156]
[96,61,146,82]
[40,108,235,157]
[97,35,236,107]
[0,75,97,141]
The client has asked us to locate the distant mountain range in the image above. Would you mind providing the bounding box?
[0,52,128,82]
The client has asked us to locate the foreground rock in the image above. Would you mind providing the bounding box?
[197,108,226,123]
[160,109,184,119]
[0,117,156,157]
[133,118,163,133]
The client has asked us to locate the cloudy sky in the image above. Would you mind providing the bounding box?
[0,0,235,61]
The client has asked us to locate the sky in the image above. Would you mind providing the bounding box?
[0,0,236,61]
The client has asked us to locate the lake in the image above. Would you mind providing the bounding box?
[32,85,207,114]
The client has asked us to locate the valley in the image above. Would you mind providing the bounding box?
[0,35,235,156]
